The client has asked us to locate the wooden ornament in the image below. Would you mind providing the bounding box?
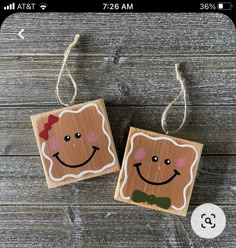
[31,99,120,188]
[115,127,203,216]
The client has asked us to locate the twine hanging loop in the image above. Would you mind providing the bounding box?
[161,63,187,134]
[56,34,80,106]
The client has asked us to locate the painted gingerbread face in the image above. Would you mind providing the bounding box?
[31,99,119,188]
[115,127,203,216]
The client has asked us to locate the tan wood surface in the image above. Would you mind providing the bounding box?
[115,127,203,216]
[31,99,119,188]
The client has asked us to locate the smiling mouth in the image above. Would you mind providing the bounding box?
[133,163,180,185]
[53,146,100,168]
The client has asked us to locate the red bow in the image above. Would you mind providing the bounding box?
[39,114,59,140]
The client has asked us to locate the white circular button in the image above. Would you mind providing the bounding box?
[191,203,226,239]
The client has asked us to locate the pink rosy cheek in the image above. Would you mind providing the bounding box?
[175,158,187,169]
[48,137,60,150]
[134,147,146,161]
[87,131,98,144]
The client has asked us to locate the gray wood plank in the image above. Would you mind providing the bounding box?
[0,156,234,205]
[77,205,235,248]
[0,205,82,248]
[0,205,234,248]
[0,106,235,156]
[0,13,235,55]
[0,56,236,105]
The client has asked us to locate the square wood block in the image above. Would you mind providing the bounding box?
[115,127,203,216]
[31,99,120,188]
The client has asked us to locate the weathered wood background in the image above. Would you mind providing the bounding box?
[0,13,235,247]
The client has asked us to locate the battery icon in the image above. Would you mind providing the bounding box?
[217,2,233,10]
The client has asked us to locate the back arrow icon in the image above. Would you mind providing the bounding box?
[18,29,24,39]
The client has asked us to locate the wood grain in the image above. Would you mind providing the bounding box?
[0,156,234,205]
[31,99,120,188]
[115,127,203,216]
[0,13,235,55]
[0,205,234,248]
[0,56,236,105]
[0,106,235,156]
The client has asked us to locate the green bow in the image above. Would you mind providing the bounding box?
[131,190,171,209]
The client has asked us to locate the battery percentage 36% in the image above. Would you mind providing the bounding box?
[200,3,216,10]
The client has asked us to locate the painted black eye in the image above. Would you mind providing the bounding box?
[152,156,158,162]
[164,159,171,165]
[64,135,70,142]
[75,132,81,139]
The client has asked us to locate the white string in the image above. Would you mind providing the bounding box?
[56,34,80,106]
[161,63,187,134]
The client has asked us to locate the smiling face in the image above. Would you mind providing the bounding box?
[133,149,181,185]
[115,127,203,216]
[31,99,120,188]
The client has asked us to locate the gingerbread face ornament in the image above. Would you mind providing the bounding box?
[31,35,119,188]
[32,99,119,188]
[115,127,203,216]
[115,64,203,216]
